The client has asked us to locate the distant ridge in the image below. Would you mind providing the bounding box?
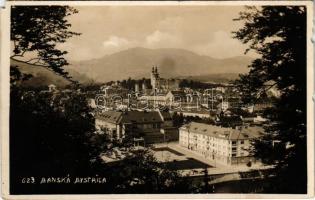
[178,73,241,84]
[67,47,253,83]
[11,59,71,87]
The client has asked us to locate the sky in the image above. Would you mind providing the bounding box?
[58,6,253,61]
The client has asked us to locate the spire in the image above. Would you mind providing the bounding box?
[155,66,158,74]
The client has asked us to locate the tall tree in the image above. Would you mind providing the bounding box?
[11,6,80,78]
[9,89,100,193]
[233,6,307,193]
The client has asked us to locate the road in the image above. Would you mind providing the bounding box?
[153,142,273,176]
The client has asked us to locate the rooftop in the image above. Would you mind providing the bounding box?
[180,122,265,140]
[168,90,187,97]
[95,111,122,124]
[159,110,172,120]
[96,110,163,124]
[121,110,163,124]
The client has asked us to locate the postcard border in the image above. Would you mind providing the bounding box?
[1,1,314,199]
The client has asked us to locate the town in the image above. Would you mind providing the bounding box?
[45,66,276,191]
[7,4,308,195]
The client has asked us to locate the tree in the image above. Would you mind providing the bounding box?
[10,65,33,86]
[233,6,306,193]
[10,6,193,194]
[10,88,191,194]
[172,112,184,127]
[9,89,101,193]
[11,6,80,78]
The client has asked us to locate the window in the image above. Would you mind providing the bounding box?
[232,147,237,151]
[232,153,237,157]
[240,141,244,144]
[232,141,237,145]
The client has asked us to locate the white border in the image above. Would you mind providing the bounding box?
[1,1,314,199]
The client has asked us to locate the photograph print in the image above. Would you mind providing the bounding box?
[1,1,314,197]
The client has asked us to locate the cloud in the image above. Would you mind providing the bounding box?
[158,16,183,33]
[192,30,251,58]
[145,30,181,48]
[59,6,251,61]
[103,36,130,48]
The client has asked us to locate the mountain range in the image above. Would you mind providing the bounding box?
[11,47,253,87]
[66,47,253,83]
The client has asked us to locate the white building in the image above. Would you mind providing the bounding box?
[48,84,57,92]
[179,122,265,166]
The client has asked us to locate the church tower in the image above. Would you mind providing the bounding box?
[150,66,159,89]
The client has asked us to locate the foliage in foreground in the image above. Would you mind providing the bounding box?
[234,6,307,193]
[10,87,192,194]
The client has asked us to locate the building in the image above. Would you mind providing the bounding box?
[48,84,57,92]
[87,98,97,108]
[253,102,274,112]
[241,115,268,125]
[142,82,147,91]
[158,111,179,141]
[95,111,123,139]
[100,85,129,99]
[95,110,178,143]
[150,66,179,90]
[138,90,201,110]
[218,101,229,112]
[165,90,187,103]
[177,110,211,119]
[138,92,169,109]
[97,85,130,110]
[179,122,265,166]
[135,83,140,93]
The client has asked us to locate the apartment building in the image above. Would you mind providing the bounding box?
[179,122,265,166]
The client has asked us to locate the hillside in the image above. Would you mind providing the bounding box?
[67,47,253,83]
[178,73,241,84]
[10,59,71,87]
[65,68,94,84]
